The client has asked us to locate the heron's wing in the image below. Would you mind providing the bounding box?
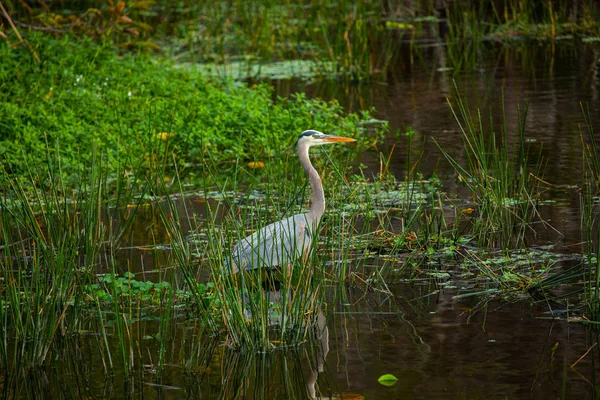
[230,213,313,271]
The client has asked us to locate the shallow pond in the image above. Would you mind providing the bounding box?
[5,43,600,399]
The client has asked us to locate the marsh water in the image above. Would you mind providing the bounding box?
[7,44,600,399]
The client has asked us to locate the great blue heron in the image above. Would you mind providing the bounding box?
[228,130,356,273]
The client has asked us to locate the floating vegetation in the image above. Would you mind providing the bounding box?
[88,273,216,310]
[180,59,338,81]
[377,373,399,387]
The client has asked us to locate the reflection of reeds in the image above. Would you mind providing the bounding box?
[218,312,331,399]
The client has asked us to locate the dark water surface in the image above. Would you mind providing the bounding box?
[7,44,600,399]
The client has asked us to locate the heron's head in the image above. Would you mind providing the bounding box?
[295,130,357,148]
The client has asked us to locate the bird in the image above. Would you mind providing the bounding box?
[228,130,356,273]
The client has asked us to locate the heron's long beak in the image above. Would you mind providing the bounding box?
[322,135,357,143]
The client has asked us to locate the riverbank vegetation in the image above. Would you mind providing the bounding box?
[0,33,383,181]
[2,0,600,80]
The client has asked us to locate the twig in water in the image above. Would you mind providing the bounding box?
[570,342,597,369]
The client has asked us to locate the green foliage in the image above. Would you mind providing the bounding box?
[0,33,380,182]
[378,373,399,387]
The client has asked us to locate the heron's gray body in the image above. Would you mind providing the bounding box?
[227,130,355,273]
[230,213,315,272]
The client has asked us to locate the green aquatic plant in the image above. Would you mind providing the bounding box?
[0,147,107,368]
[438,85,547,249]
[455,248,569,298]
[378,373,399,387]
[580,104,600,323]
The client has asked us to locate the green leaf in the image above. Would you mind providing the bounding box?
[378,374,399,386]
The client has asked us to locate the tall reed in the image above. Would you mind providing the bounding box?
[0,146,106,368]
[0,141,151,372]
[580,103,600,322]
[437,85,545,249]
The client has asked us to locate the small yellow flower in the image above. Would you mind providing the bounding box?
[248,161,265,169]
[156,132,174,141]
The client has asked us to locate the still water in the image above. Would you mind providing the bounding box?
[6,44,600,399]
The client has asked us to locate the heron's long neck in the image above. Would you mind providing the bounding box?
[298,144,325,223]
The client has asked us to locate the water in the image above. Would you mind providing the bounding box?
[7,284,595,398]
[233,43,600,397]
[5,44,600,398]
